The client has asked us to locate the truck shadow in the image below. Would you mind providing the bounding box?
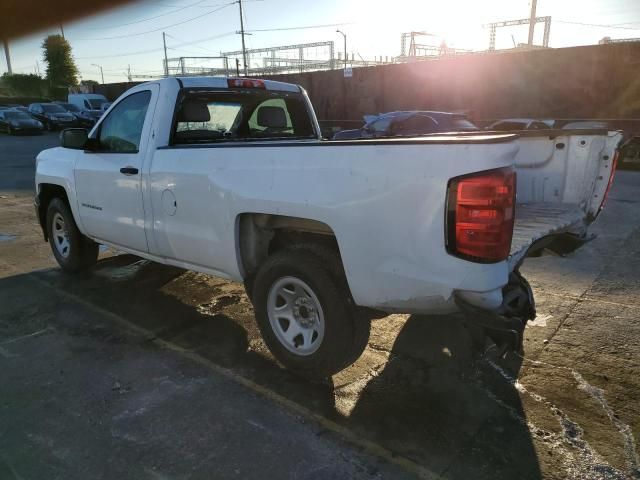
[346,314,542,479]
[8,255,542,480]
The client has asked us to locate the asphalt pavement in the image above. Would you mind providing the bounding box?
[0,131,639,480]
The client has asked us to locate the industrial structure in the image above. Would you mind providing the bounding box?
[485,16,552,51]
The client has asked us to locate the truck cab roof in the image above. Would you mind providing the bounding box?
[155,76,302,93]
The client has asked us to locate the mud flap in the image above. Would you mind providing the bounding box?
[456,270,536,358]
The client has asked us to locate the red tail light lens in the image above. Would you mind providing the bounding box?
[598,149,619,215]
[227,78,265,89]
[446,167,516,263]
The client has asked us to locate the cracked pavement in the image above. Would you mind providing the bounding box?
[0,132,639,479]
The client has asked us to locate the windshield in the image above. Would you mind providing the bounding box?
[42,104,66,113]
[59,103,80,112]
[3,112,31,120]
[88,99,105,109]
[449,117,478,130]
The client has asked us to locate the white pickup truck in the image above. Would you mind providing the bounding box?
[35,77,621,378]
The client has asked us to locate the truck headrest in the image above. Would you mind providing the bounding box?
[179,101,211,122]
[257,106,287,129]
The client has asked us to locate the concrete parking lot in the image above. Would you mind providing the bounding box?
[1,131,639,480]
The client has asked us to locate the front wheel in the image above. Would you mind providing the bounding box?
[46,198,99,273]
[251,246,370,379]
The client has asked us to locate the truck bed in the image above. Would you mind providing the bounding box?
[510,202,586,266]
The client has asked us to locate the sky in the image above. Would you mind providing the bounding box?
[2,0,640,82]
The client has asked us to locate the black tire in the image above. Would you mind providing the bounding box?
[251,245,370,379]
[46,197,99,273]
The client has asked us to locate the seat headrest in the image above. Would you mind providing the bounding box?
[179,101,211,122]
[257,106,287,129]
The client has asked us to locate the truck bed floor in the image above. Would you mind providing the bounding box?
[510,202,586,265]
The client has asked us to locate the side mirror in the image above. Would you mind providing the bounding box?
[60,128,88,150]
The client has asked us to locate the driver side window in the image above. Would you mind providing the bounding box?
[98,91,151,153]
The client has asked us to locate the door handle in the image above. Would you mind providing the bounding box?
[120,166,139,175]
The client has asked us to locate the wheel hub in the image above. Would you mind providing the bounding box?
[293,297,317,328]
[266,276,325,356]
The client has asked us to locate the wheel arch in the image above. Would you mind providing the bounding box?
[36,183,70,241]
[236,213,344,279]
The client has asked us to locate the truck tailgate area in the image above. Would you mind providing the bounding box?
[510,202,586,266]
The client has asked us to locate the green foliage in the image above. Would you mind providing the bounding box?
[80,79,99,87]
[42,34,79,87]
[0,73,46,96]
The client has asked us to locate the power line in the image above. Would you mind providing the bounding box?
[88,0,210,30]
[165,33,218,54]
[74,31,235,59]
[141,0,262,7]
[555,20,640,30]
[245,22,352,33]
[75,2,235,40]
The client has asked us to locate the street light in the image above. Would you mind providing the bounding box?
[336,29,347,70]
[91,63,104,84]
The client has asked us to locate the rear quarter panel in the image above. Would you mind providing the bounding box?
[149,138,519,312]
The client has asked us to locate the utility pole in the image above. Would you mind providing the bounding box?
[162,32,169,76]
[127,64,132,82]
[60,24,65,39]
[92,63,105,84]
[237,0,248,76]
[336,30,347,70]
[2,39,12,74]
[527,0,537,46]
[235,58,240,76]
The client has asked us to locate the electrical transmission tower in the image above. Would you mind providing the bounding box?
[485,16,551,51]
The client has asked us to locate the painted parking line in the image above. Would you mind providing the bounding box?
[27,273,440,480]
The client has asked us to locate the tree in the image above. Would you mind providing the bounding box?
[80,79,99,87]
[42,34,79,87]
[0,73,46,96]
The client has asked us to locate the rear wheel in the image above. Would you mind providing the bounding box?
[251,245,370,379]
[46,198,99,273]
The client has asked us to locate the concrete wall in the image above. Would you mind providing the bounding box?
[266,42,640,123]
[94,42,640,128]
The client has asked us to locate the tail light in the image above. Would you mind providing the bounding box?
[597,149,619,215]
[446,167,516,263]
[227,78,265,89]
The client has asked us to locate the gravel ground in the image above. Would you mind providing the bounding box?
[0,131,638,479]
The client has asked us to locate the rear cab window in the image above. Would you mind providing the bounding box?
[172,89,315,145]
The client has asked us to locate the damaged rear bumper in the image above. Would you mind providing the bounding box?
[455,270,536,356]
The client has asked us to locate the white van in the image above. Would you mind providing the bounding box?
[67,93,108,112]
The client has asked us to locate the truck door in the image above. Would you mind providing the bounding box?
[74,85,158,252]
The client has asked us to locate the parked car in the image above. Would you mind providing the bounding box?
[486,118,554,131]
[0,103,23,109]
[12,106,31,114]
[28,103,77,130]
[68,93,108,111]
[562,121,608,130]
[0,110,43,134]
[332,111,479,140]
[35,77,620,378]
[54,101,101,128]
